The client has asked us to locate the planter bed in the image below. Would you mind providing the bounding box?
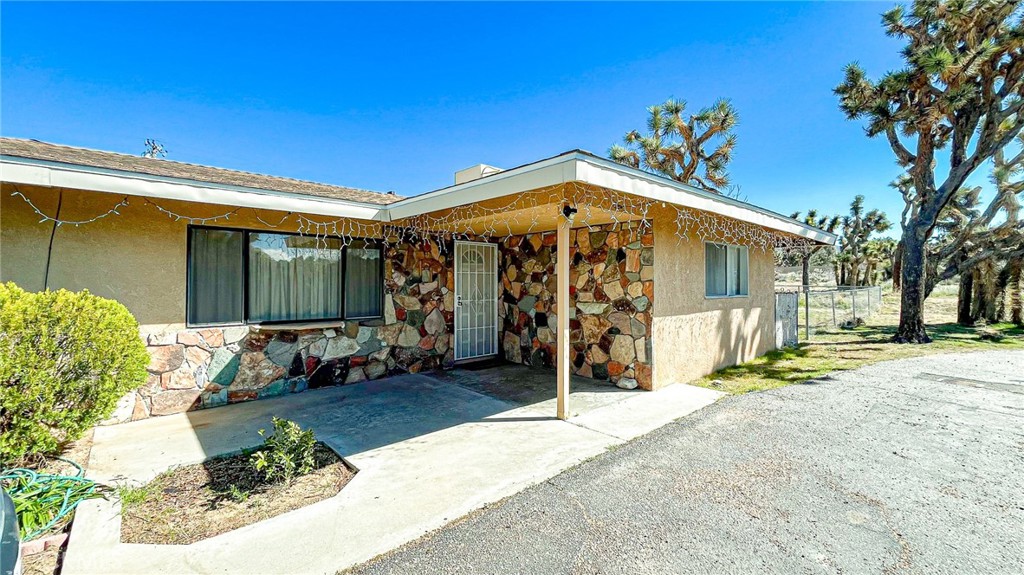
[120,443,353,545]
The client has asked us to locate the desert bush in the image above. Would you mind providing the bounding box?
[250,418,316,483]
[0,283,149,464]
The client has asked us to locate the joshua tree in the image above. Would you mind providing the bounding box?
[837,196,891,286]
[789,209,841,288]
[835,0,1024,342]
[610,98,738,193]
[863,238,898,285]
[927,133,1024,323]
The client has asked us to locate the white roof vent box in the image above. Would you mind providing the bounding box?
[455,164,503,185]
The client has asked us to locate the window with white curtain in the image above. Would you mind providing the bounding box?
[344,239,382,319]
[705,242,749,297]
[248,233,342,322]
[188,228,244,325]
[186,226,383,326]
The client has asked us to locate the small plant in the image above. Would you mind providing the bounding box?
[249,418,316,483]
[225,484,250,503]
[116,483,153,509]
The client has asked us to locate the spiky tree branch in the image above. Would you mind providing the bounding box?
[610,98,739,193]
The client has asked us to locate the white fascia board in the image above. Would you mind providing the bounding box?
[387,151,835,244]
[385,154,577,220]
[573,157,837,245]
[0,158,387,221]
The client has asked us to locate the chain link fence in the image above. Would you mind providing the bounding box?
[777,286,884,339]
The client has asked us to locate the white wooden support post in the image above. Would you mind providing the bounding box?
[556,211,571,420]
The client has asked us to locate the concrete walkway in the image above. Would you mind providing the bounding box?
[63,366,723,575]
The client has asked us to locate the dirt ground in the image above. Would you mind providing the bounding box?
[120,443,354,545]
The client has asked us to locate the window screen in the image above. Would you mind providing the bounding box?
[705,243,749,297]
[188,228,244,325]
[344,240,383,319]
[248,233,342,322]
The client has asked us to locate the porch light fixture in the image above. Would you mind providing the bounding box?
[562,203,578,221]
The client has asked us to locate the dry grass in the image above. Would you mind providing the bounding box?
[695,286,1024,395]
[120,443,354,545]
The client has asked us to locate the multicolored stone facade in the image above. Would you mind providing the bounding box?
[498,224,654,390]
[112,239,456,422]
[109,227,656,423]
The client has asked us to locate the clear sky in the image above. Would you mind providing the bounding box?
[0,1,991,229]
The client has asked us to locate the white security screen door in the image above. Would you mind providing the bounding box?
[454,241,499,360]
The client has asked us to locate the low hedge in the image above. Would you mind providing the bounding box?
[0,283,150,464]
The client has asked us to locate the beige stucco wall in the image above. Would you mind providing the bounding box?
[650,206,777,388]
[0,183,330,332]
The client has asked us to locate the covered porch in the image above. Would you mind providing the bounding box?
[398,179,659,420]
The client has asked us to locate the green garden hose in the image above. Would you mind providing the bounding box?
[0,458,101,541]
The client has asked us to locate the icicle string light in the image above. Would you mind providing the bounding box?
[11,181,816,252]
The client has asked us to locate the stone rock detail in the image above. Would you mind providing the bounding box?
[121,238,457,423]
[499,224,654,389]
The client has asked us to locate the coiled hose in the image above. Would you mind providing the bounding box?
[1,458,101,541]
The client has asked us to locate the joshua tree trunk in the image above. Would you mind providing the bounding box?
[894,226,930,343]
[982,261,999,323]
[971,268,985,320]
[1011,264,1023,325]
[957,271,974,325]
[892,240,903,291]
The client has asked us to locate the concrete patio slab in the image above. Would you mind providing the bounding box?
[64,368,722,575]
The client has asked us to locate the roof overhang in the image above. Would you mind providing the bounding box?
[388,152,838,245]
[2,151,837,245]
[0,156,388,221]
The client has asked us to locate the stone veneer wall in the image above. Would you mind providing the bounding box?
[498,224,654,390]
[116,239,456,422]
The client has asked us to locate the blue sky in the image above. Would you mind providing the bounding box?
[1,1,988,230]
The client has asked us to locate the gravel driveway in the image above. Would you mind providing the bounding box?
[349,350,1024,574]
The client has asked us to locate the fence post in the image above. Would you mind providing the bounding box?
[867,286,872,316]
[804,288,811,340]
[852,288,858,323]
[831,291,836,327]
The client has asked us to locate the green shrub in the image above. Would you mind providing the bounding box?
[250,418,316,483]
[0,283,150,464]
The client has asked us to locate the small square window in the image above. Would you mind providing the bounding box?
[705,242,748,297]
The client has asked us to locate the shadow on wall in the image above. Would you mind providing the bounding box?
[656,306,767,385]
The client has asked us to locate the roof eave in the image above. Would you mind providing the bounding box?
[388,151,837,245]
[0,155,389,220]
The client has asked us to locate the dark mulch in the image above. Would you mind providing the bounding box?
[120,443,354,545]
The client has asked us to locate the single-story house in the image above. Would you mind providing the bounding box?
[0,138,835,421]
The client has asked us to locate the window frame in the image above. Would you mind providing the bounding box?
[703,241,750,299]
[186,224,385,328]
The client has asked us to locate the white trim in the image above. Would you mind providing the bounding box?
[1,157,387,220]
[386,157,577,220]
[1,150,838,245]
[386,152,836,245]
[573,155,836,244]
